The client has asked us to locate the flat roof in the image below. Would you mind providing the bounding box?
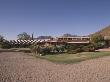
[58,36,90,38]
[67,41,90,44]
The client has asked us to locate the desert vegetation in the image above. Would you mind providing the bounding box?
[39,51,110,63]
[0,32,109,63]
[0,27,110,82]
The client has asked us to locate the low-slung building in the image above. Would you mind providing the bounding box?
[57,36,90,44]
[9,36,90,45]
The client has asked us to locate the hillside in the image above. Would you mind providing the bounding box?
[90,25,110,37]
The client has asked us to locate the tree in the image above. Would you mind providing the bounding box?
[0,35,4,42]
[104,36,110,47]
[90,34,108,49]
[0,35,11,49]
[0,35,4,48]
[17,32,31,40]
[1,40,11,49]
[91,34,104,43]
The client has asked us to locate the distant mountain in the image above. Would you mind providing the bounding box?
[90,25,110,37]
[36,36,53,39]
[61,33,78,37]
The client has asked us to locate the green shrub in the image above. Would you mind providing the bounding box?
[67,48,82,54]
[76,48,82,52]
[30,44,41,55]
[51,45,65,53]
[40,47,51,55]
[67,50,78,54]
[66,44,78,50]
[91,34,104,43]
[0,40,11,49]
[82,44,95,52]
[93,41,107,49]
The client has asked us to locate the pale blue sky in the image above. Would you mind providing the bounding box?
[0,0,110,40]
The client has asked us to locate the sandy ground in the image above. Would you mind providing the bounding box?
[96,48,110,51]
[0,52,110,82]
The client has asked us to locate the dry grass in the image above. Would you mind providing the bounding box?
[39,51,110,63]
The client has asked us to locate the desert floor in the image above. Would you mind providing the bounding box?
[0,52,110,82]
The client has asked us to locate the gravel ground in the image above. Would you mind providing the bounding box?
[0,52,110,82]
[96,48,110,51]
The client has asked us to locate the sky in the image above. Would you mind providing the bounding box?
[0,0,110,40]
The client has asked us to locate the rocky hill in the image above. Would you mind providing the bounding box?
[90,25,110,37]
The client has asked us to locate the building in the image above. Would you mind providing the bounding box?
[57,36,90,44]
[9,36,90,46]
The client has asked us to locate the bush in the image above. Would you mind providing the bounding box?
[30,44,66,55]
[67,48,82,54]
[30,44,41,55]
[52,45,65,53]
[67,49,80,54]
[66,44,78,52]
[91,34,104,43]
[40,47,51,55]
[67,50,77,54]
[0,40,11,49]
[82,44,95,52]
[93,41,107,49]
[76,48,82,52]
[66,44,78,50]
[30,43,96,55]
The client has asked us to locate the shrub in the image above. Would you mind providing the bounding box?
[40,47,51,55]
[66,44,78,50]
[76,48,82,52]
[0,40,11,49]
[66,44,78,52]
[93,41,107,49]
[30,44,41,55]
[82,44,95,52]
[67,48,81,54]
[91,34,104,43]
[67,50,76,54]
[52,45,65,53]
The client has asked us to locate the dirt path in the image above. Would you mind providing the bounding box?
[0,52,110,82]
